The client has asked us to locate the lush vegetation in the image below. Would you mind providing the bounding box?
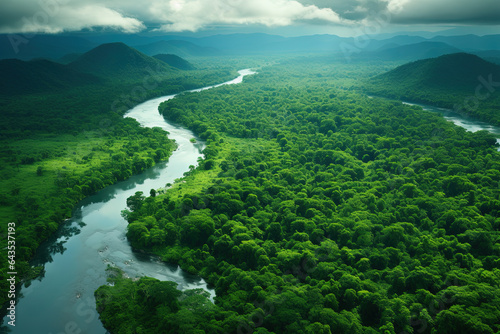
[96,267,215,334]
[0,47,239,306]
[365,53,500,126]
[96,60,500,333]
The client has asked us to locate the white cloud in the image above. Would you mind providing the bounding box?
[0,0,348,34]
[151,0,348,32]
[28,5,143,33]
[0,1,144,34]
[390,0,500,24]
[300,0,500,25]
[0,0,497,35]
[383,0,410,14]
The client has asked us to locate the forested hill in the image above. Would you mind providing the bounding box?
[365,53,500,125]
[370,53,500,91]
[0,58,101,96]
[0,43,185,96]
[68,42,177,80]
[153,54,195,70]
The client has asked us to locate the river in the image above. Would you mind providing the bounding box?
[401,101,500,150]
[1,69,256,334]
[367,95,500,150]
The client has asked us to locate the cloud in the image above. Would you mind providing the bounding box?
[300,0,500,25]
[298,0,394,21]
[150,0,348,32]
[390,0,500,24]
[0,0,144,34]
[0,0,348,34]
[0,0,498,35]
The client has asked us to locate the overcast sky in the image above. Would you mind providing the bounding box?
[0,0,498,36]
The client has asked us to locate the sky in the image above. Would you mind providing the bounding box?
[0,0,499,37]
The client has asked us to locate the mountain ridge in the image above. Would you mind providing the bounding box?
[135,40,221,57]
[0,58,101,96]
[153,54,195,70]
[370,52,500,91]
[68,42,177,80]
[368,41,463,61]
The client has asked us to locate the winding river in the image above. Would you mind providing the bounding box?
[1,69,255,334]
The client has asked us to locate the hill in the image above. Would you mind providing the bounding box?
[362,35,428,52]
[194,33,348,54]
[135,40,220,57]
[430,34,500,51]
[366,53,500,124]
[0,34,96,61]
[369,53,500,92]
[57,53,82,64]
[153,54,195,70]
[368,42,462,61]
[470,50,500,66]
[0,58,100,96]
[68,42,177,80]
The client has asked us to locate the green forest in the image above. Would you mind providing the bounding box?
[95,59,500,333]
[0,55,238,306]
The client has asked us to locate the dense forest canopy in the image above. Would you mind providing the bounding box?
[96,59,500,333]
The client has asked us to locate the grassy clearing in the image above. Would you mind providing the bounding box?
[0,131,167,233]
[159,136,276,201]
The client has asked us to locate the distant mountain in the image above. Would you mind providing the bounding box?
[194,33,287,53]
[0,34,96,61]
[68,42,177,80]
[368,42,463,61]
[370,53,500,91]
[194,33,347,54]
[365,35,428,51]
[0,58,100,96]
[428,27,500,37]
[280,34,347,53]
[5,33,499,62]
[484,57,500,66]
[470,50,500,65]
[430,34,500,51]
[135,40,221,57]
[57,53,82,64]
[153,54,195,70]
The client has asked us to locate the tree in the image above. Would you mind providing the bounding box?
[180,209,215,247]
[305,322,331,334]
[127,191,146,211]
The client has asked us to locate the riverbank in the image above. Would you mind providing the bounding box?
[401,101,500,150]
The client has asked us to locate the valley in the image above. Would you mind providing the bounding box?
[1,30,500,334]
